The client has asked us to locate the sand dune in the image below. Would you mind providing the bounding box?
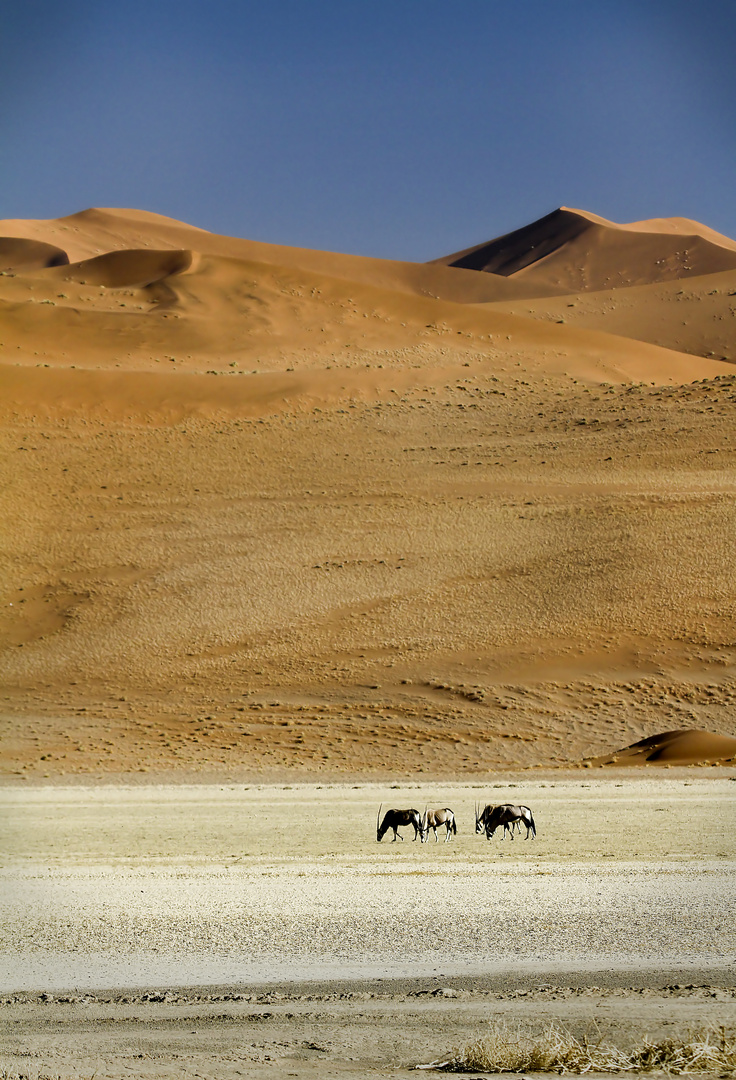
[0,207,546,304]
[0,241,727,386]
[58,247,195,288]
[3,364,736,780]
[1,205,736,781]
[592,729,736,766]
[484,267,736,362]
[0,236,69,272]
[432,207,736,294]
[0,336,728,425]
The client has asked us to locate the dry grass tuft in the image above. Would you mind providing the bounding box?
[418,1023,736,1074]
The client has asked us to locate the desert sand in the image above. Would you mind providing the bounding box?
[1,206,736,1075]
[2,205,736,781]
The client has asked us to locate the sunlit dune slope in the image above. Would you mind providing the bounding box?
[590,729,736,766]
[0,207,547,304]
[3,366,736,779]
[484,268,736,363]
[0,243,727,389]
[432,207,736,294]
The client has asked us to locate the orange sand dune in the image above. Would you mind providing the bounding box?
[432,207,736,294]
[0,207,548,304]
[58,247,195,288]
[0,237,69,272]
[0,242,727,387]
[484,267,736,363]
[567,207,736,247]
[2,204,736,781]
[592,729,736,767]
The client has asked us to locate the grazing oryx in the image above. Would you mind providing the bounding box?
[475,803,495,836]
[376,805,423,842]
[420,808,457,843]
[476,803,536,840]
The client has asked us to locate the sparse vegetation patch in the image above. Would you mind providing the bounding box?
[419,1023,736,1074]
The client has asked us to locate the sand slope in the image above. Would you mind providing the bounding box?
[432,207,736,293]
[0,207,546,304]
[0,236,69,272]
[484,267,736,362]
[1,244,728,389]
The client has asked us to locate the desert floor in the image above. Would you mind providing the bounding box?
[1,773,734,1078]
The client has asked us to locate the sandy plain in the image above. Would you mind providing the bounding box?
[1,776,735,1078]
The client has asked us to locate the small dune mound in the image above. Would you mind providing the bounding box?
[590,728,736,767]
[432,207,736,293]
[59,248,193,288]
[0,237,69,272]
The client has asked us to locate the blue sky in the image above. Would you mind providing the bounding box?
[2,1,735,260]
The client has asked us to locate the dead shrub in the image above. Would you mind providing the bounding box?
[417,1023,736,1074]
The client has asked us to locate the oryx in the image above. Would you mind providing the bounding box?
[475,802,536,840]
[420,808,457,843]
[376,805,423,842]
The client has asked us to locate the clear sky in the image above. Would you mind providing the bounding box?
[2,0,735,260]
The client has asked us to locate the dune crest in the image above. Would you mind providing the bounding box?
[564,206,736,247]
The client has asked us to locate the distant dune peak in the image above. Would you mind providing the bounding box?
[59,207,212,232]
[431,208,591,276]
[433,207,736,293]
